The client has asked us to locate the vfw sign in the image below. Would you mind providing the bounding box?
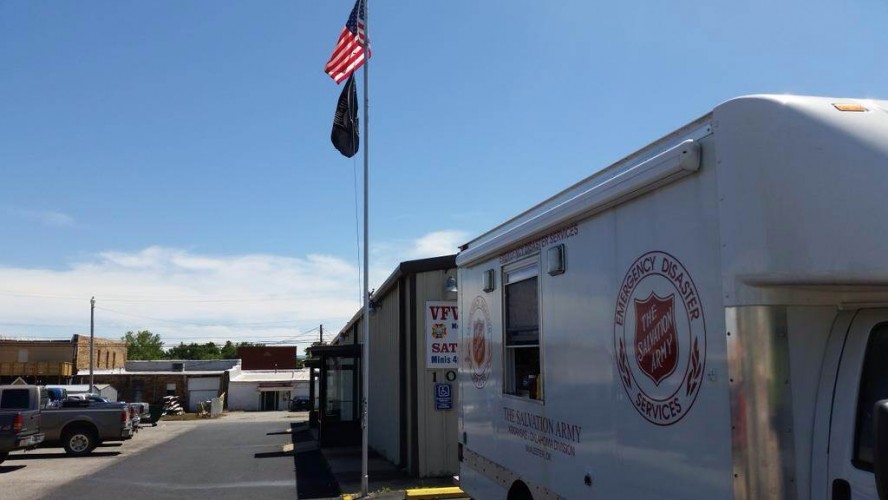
[426,301,459,369]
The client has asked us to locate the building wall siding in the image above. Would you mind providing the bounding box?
[330,256,458,478]
[0,342,72,363]
[413,269,459,478]
[92,374,189,404]
[367,280,402,466]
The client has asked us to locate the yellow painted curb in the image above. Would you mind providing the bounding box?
[404,486,465,499]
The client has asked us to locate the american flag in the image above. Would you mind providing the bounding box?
[324,0,369,84]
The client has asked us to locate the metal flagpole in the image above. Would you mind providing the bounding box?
[360,0,370,496]
[90,296,95,393]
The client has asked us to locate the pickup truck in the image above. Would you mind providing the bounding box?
[0,385,45,465]
[41,399,135,455]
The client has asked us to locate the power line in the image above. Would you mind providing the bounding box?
[94,305,307,327]
[0,290,348,304]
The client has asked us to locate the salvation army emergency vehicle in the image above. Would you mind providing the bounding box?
[456,95,888,500]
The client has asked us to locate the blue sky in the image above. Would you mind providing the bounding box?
[1,0,886,350]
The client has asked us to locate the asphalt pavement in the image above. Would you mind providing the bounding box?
[1,411,303,500]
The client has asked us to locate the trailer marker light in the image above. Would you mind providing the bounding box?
[547,245,566,276]
[482,269,495,293]
[833,103,867,112]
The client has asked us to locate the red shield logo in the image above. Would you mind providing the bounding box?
[633,292,678,386]
[472,319,487,366]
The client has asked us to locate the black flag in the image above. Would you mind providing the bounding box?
[331,75,359,158]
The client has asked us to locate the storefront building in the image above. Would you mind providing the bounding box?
[308,255,459,478]
[228,366,310,411]
[87,359,237,411]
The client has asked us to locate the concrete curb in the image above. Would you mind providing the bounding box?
[340,486,466,500]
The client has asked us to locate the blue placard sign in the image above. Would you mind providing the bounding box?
[435,383,452,410]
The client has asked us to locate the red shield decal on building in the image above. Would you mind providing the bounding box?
[633,292,678,386]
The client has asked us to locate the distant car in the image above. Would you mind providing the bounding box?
[131,403,153,426]
[288,397,311,412]
[67,394,110,403]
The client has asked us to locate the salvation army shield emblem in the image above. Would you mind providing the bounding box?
[613,251,707,426]
[468,296,492,388]
[472,320,486,366]
[633,292,678,386]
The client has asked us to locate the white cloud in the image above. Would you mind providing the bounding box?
[6,208,76,228]
[0,231,466,351]
[407,230,468,259]
[363,230,467,290]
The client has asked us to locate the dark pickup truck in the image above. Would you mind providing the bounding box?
[40,399,135,455]
[0,385,45,465]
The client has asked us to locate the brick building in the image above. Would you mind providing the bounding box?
[87,359,238,410]
[72,334,128,371]
[237,346,298,370]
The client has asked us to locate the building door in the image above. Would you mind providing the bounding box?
[261,391,278,411]
[827,309,888,499]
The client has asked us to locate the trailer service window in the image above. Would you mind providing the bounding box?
[504,260,542,401]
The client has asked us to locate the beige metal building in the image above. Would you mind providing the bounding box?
[0,335,127,384]
[313,255,459,478]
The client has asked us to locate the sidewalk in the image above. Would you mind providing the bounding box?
[322,446,454,497]
[291,422,461,499]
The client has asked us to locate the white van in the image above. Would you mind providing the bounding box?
[456,95,888,499]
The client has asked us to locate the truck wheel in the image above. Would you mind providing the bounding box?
[0,451,7,465]
[62,427,98,456]
[507,481,533,500]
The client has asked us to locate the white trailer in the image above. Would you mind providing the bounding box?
[456,95,888,500]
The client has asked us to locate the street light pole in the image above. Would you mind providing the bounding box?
[90,296,95,393]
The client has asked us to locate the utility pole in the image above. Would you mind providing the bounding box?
[319,324,324,344]
[89,297,95,394]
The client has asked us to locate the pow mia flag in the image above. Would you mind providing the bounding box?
[331,75,359,158]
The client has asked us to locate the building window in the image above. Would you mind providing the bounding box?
[503,259,542,401]
[97,349,101,368]
[166,383,176,396]
[105,351,109,368]
[112,352,116,368]
[132,380,144,402]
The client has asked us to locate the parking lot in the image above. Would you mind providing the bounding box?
[0,411,305,500]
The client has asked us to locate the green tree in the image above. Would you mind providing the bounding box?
[166,342,223,360]
[220,341,266,359]
[122,330,165,360]
[221,340,237,359]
